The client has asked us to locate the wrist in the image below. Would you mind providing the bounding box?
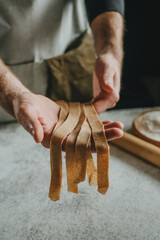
[0,59,31,116]
[12,90,31,117]
[95,47,124,74]
[91,12,124,63]
[97,51,123,73]
[11,88,31,102]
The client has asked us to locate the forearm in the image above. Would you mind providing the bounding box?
[0,59,30,116]
[91,12,124,65]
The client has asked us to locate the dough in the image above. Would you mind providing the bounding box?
[49,101,109,201]
[65,103,82,194]
[84,103,109,194]
[49,102,80,201]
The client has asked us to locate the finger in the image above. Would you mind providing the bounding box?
[102,120,113,125]
[44,121,122,149]
[28,123,35,137]
[95,59,115,93]
[18,105,44,143]
[41,140,50,148]
[99,70,114,93]
[102,78,114,93]
[93,98,115,114]
[90,128,123,152]
[93,91,119,114]
[62,127,123,152]
[105,128,123,141]
[104,121,124,130]
[41,124,57,149]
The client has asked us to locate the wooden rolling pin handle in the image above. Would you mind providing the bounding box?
[111,132,160,168]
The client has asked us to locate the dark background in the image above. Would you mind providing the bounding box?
[116,0,160,109]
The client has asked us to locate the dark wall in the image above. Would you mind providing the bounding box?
[116,0,160,109]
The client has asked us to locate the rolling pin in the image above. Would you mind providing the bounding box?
[111,132,160,167]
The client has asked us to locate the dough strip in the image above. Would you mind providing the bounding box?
[86,143,97,186]
[50,101,69,174]
[49,102,80,201]
[65,103,84,193]
[84,103,109,194]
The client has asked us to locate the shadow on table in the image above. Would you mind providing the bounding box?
[110,144,160,182]
[0,120,17,130]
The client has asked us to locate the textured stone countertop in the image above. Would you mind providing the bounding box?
[0,107,160,240]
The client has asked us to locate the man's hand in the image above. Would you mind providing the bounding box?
[91,12,124,113]
[12,92,123,149]
[0,58,123,149]
[62,120,123,152]
[93,52,120,113]
[12,92,60,148]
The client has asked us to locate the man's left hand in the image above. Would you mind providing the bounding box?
[93,52,121,114]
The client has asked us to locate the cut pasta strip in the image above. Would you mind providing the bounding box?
[55,101,69,130]
[74,112,97,187]
[65,103,84,193]
[74,118,91,185]
[86,143,97,186]
[49,102,80,201]
[49,101,109,201]
[50,101,69,174]
[84,103,109,194]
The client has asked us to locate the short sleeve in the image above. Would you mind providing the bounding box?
[85,0,125,23]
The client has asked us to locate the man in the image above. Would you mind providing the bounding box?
[0,0,124,148]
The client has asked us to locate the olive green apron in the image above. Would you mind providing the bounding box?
[46,32,95,103]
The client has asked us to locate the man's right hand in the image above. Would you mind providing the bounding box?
[0,59,60,148]
[12,92,60,148]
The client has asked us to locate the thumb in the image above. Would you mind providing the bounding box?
[100,69,114,93]
[17,105,44,143]
[95,59,114,93]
